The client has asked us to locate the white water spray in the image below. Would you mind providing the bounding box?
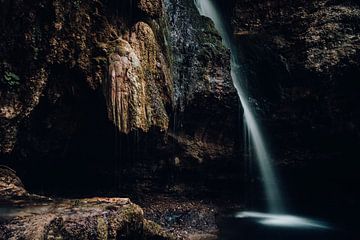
[236,211,330,229]
[193,0,330,230]
[194,0,284,213]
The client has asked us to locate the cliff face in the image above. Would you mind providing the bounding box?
[0,0,241,192]
[229,0,360,165]
[0,0,173,155]
[227,0,360,206]
[164,0,241,170]
[4,0,358,198]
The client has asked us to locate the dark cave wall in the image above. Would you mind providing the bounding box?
[0,0,242,194]
[225,0,360,209]
[228,0,360,165]
[164,0,242,182]
[2,0,359,201]
[0,0,173,193]
[0,0,174,154]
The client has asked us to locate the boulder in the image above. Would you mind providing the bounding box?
[0,167,172,240]
[0,166,27,198]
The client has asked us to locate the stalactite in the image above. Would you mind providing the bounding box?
[103,22,171,134]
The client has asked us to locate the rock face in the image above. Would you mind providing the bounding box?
[0,167,171,240]
[104,23,171,134]
[233,0,360,71]
[1,0,358,200]
[0,0,242,192]
[164,0,241,168]
[0,198,171,240]
[137,0,164,18]
[0,0,172,154]
[229,0,360,165]
[222,0,360,209]
[0,166,28,198]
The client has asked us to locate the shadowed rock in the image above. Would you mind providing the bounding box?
[0,166,172,240]
[0,166,27,198]
[137,0,164,18]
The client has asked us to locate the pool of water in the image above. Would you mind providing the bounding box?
[218,211,355,240]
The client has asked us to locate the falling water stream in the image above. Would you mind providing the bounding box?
[194,0,284,214]
[194,0,330,232]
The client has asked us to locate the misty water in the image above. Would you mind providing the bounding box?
[195,0,284,214]
[194,0,336,239]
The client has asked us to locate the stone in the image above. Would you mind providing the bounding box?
[103,28,171,134]
[188,234,218,240]
[0,198,169,239]
[231,0,360,166]
[163,0,241,172]
[137,0,163,18]
[0,166,27,198]
[0,168,173,240]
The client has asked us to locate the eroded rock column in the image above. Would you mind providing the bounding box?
[103,21,171,134]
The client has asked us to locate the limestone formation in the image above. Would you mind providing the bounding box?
[105,39,148,133]
[129,21,170,131]
[103,21,171,134]
[137,0,163,18]
[107,46,132,132]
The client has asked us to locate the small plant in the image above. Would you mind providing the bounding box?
[73,0,81,9]
[2,71,21,87]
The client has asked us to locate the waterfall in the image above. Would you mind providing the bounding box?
[194,0,284,213]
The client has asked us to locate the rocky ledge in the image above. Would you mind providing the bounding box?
[0,166,172,240]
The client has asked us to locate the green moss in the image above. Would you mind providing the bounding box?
[143,220,174,240]
[2,71,20,87]
[73,0,82,9]
[73,199,81,206]
[97,217,108,240]
[93,57,108,65]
